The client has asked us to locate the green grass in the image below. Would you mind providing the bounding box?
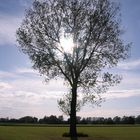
[0,125,140,140]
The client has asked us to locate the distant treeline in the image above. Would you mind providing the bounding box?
[0,115,140,124]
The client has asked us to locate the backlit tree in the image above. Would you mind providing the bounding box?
[17,0,130,137]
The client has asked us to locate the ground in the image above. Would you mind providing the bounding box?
[0,125,140,140]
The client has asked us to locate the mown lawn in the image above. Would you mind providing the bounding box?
[0,125,140,140]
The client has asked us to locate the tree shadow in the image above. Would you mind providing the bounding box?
[63,132,88,140]
[71,137,78,140]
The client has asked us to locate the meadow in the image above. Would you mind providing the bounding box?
[0,125,140,140]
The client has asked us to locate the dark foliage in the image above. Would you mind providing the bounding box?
[0,115,139,125]
[39,115,64,124]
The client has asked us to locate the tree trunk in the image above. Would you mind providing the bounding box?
[70,85,77,137]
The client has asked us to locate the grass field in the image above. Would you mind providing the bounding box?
[0,125,140,140]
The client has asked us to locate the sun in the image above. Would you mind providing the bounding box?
[60,32,74,54]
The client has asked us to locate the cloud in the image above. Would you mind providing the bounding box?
[0,82,12,90]
[0,0,32,46]
[104,89,140,99]
[0,14,22,45]
[0,70,16,78]
[0,68,66,118]
[0,66,140,118]
[19,0,32,8]
[78,107,140,118]
[118,58,140,70]
[0,67,68,104]
[1,67,140,101]
[15,67,38,74]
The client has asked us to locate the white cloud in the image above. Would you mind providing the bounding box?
[0,70,16,78]
[15,67,38,74]
[0,0,32,46]
[0,71,66,118]
[0,66,140,118]
[104,89,140,99]
[118,58,140,70]
[19,0,32,8]
[78,107,140,118]
[0,82,13,90]
[0,68,68,115]
[0,14,22,45]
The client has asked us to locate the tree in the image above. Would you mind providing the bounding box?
[16,0,130,137]
[113,116,121,124]
[135,115,140,124]
[122,116,135,124]
[105,117,114,124]
[19,116,38,123]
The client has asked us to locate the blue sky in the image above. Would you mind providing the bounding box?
[0,0,140,119]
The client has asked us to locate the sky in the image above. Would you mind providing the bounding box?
[0,0,140,119]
